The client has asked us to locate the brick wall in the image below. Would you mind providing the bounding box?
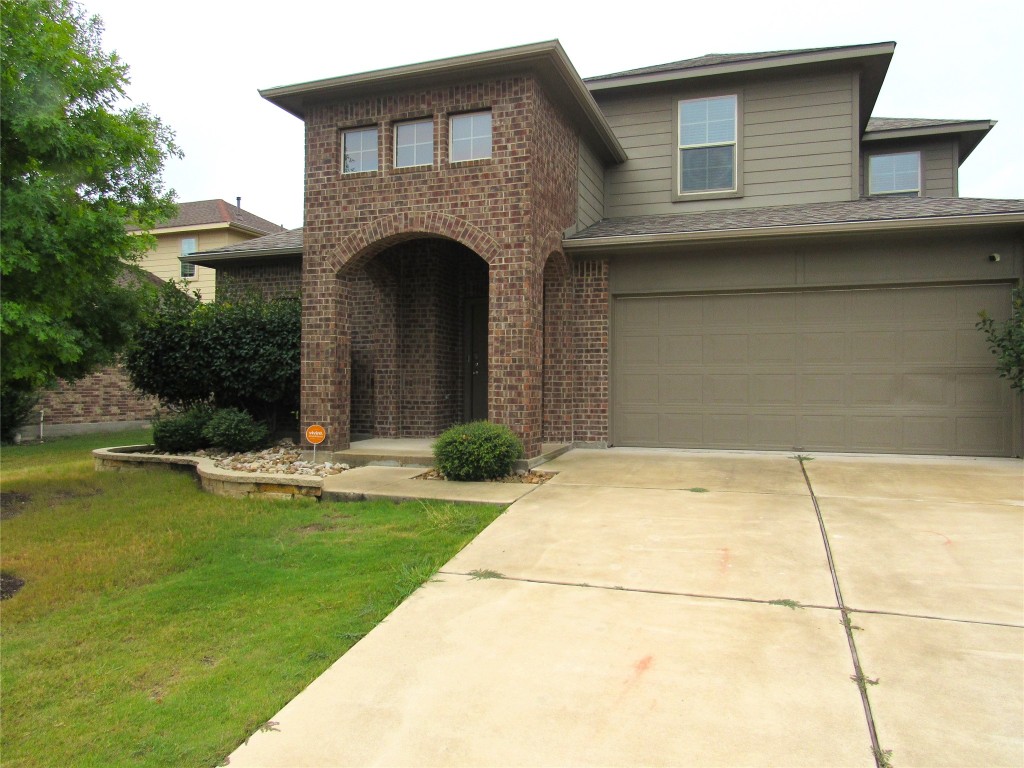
[300,72,587,457]
[34,365,159,427]
[572,258,610,445]
[217,258,302,301]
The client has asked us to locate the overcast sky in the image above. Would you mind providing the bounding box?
[83,0,1022,229]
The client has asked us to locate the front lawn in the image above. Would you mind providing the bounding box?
[0,430,503,767]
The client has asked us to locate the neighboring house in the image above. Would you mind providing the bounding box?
[186,41,1024,458]
[134,198,286,301]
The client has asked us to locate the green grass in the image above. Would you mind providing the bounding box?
[0,429,503,767]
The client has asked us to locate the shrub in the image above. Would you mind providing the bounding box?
[124,283,300,429]
[202,408,269,453]
[433,421,523,481]
[0,383,39,443]
[152,405,213,453]
[977,285,1024,391]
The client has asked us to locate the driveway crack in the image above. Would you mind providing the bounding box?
[798,458,888,768]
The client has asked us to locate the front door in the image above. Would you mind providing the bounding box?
[464,298,488,422]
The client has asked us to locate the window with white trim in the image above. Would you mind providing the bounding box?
[868,152,921,196]
[342,127,378,174]
[450,111,492,162]
[180,237,197,279]
[395,119,433,168]
[678,95,737,194]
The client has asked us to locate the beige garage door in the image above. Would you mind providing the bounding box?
[612,284,1014,456]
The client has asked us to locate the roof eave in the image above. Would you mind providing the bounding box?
[585,42,896,91]
[862,121,996,163]
[182,248,302,268]
[260,41,627,164]
[563,211,1024,253]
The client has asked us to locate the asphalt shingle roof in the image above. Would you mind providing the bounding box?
[147,199,287,235]
[865,117,990,133]
[585,45,876,82]
[568,197,1024,241]
[190,227,303,257]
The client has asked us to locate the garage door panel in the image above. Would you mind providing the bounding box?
[612,285,1014,455]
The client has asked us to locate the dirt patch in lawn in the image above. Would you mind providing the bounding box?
[0,492,32,520]
[1,572,26,600]
[416,469,553,485]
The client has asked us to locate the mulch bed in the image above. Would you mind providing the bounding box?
[416,469,553,485]
[0,491,31,520]
[1,572,25,600]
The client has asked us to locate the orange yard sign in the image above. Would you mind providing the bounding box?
[305,424,326,445]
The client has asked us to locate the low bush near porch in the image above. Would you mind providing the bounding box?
[433,421,524,481]
[0,429,502,767]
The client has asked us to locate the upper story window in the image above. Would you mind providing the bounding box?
[450,111,492,162]
[342,127,378,174]
[868,152,921,196]
[678,95,737,194]
[180,237,197,279]
[395,119,433,168]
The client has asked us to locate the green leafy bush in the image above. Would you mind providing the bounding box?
[152,405,213,453]
[202,408,269,453]
[977,285,1024,391]
[0,383,39,443]
[433,421,523,481]
[124,283,300,430]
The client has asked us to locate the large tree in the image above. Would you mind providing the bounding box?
[0,0,179,400]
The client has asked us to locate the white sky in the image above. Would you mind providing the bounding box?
[83,0,1023,229]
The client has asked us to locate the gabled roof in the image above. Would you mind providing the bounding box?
[183,227,303,268]
[137,199,287,236]
[585,42,895,134]
[261,41,626,164]
[863,117,995,163]
[566,197,1024,251]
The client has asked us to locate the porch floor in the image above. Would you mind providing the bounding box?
[328,438,571,469]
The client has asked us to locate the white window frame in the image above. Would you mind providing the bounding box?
[449,111,492,163]
[394,119,433,168]
[342,126,378,174]
[868,151,921,196]
[180,237,197,279]
[677,94,739,197]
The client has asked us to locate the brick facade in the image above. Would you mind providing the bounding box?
[301,73,584,458]
[34,365,159,428]
[217,259,302,301]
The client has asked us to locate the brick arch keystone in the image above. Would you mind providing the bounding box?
[327,212,504,276]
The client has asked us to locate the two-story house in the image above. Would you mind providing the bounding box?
[186,41,1024,458]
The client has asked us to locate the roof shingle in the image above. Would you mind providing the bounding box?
[140,199,287,235]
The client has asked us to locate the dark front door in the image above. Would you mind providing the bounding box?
[464,298,488,422]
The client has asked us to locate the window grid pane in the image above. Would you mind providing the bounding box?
[869,152,920,195]
[679,95,737,194]
[395,120,433,167]
[450,112,492,162]
[180,238,197,278]
[343,128,378,174]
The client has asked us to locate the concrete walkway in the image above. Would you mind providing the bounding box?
[229,449,1024,767]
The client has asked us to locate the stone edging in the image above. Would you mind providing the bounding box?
[93,445,322,500]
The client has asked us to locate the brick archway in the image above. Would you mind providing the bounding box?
[327,212,504,277]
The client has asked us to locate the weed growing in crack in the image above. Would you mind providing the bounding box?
[873,746,894,768]
[468,569,504,580]
[687,487,710,493]
[791,454,814,463]
[768,598,802,609]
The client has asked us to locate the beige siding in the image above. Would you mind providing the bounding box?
[597,73,857,217]
[577,138,605,230]
[860,138,958,198]
[138,228,258,301]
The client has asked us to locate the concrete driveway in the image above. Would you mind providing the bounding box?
[229,450,1023,767]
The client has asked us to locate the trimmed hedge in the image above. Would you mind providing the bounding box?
[433,421,523,481]
[202,408,269,453]
[152,405,213,453]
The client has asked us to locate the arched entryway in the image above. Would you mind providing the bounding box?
[344,237,489,440]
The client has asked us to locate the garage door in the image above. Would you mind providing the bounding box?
[612,284,1014,456]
